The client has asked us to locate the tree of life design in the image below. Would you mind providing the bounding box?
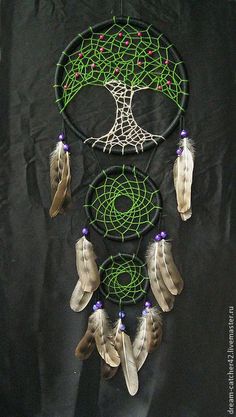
[85,165,161,241]
[100,253,149,305]
[55,17,188,153]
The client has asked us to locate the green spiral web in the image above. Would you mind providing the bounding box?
[55,17,188,111]
[85,165,161,241]
[100,254,148,304]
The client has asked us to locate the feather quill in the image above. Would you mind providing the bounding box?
[146,242,175,312]
[70,279,93,312]
[113,319,139,396]
[173,138,194,221]
[49,142,71,217]
[133,307,162,371]
[157,240,184,295]
[75,236,100,293]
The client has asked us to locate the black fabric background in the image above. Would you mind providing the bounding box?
[1,1,236,417]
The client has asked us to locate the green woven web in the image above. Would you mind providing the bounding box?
[85,165,161,241]
[56,18,188,111]
[100,254,148,304]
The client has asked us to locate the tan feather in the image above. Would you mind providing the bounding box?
[75,236,100,293]
[173,138,194,221]
[133,307,162,370]
[49,143,71,217]
[114,320,139,396]
[157,240,184,295]
[93,309,120,367]
[146,242,175,312]
[70,279,93,312]
[101,359,119,380]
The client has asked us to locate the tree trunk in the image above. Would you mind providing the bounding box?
[85,80,163,154]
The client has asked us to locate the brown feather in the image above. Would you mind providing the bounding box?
[101,359,119,380]
[133,307,162,370]
[49,146,71,217]
[173,138,194,221]
[75,236,100,292]
[70,279,93,312]
[93,309,120,367]
[157,240,184,295]
[75,329,95,360]
[114,320,139,396]
[146,242,175,312]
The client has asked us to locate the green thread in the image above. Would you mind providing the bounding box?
[100,254,148,304]
[57,20,188,111]
[85,166,161,241]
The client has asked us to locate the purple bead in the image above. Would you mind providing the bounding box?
[82,227,89,236]
[144,301,152,308]
[119,323,126,331]
[119,311,125,319]
[96,300,103,309]
[142,309,148,316]
[63,143,69,152]
[160,231,168,239]
[155,234,162,242]
[176,148,183,156]
[180,129,188,138]
[93,304,98,312]
[58,132,65,141]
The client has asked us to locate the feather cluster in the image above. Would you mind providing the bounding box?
[146,239,183,312]
[75,308,120,368]
[70,236,100,312]
[133,307,162,370]
[173,138,194,221]
[49,142,71,218]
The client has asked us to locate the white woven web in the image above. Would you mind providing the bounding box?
[84,80,164,154]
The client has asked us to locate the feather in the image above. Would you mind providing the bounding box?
[75,236,100,293]
[70,279,93,312]
[49,142,71,217]
[75,314,97,360]
[114,319,139,396]
[133,307,162,371]
[146,242,175,312]
[93,309,120,367]
[101,359,119,380]
[157,240,184,295]
[173,138,194,221]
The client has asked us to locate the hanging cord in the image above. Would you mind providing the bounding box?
[120,0,123,17]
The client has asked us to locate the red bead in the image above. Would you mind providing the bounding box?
[99,34,104,40]
[78,53,83,58]
[157,85,162,91]
[114,68,120,74]
[91,63,96,69]
[118,32,123,37]
[167,80,172,85]
[125,40,129,46]
[100,47,104,52]
[137,61,142,66]
[75,72,80,79]
[63,84,68,90]
[137,31,142,37]
[165,59,169,65]
[148,50,154,55]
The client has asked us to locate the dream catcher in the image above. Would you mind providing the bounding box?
[50,17,194,395]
